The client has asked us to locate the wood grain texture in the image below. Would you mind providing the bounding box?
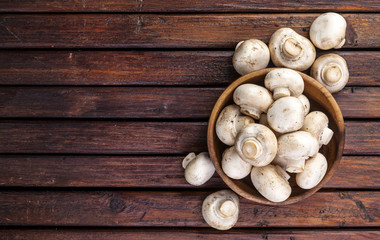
[0,120,377,155]
[1,0,380,12]
[0,190,378,227]
[0,86,378,119]
[0,14,378,48]
[0,155,378,189]
[0,51,377,86]
[0,229,379,240]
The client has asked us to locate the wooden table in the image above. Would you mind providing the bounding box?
[0,1,379,239]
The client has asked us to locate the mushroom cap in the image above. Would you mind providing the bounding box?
[310,53,349,93]
[264,68,304,100]
[310,12,347,50]
[269,28,316,71]
[216,104,254,146]
[233,84,274,120]
[277,131,319,163]
[222,146,252,179]
[297,94,310,116]
[202,190,239,230]
[296,153,328,189]
[267,96,305,133]
[251,164,292,202]
[235,123,277,167]
[301,111,334,146]
[184,152,215,186]
[232,39,270,75]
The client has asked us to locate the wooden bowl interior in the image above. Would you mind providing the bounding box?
[207,68,345,205]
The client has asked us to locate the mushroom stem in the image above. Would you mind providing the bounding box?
[242,138,263,160]
[286,158,306,173]
[322,63,343,85]
[182,152,196,169]
[273,87,291,100]
[275,165,291,181]
[283,38,302,58]
[320,127,334,145]
[218,200,237,217]
[240,105,262,120]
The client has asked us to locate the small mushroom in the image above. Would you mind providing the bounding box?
[222,146,252,180]
[232,39,270,75]
[310,53,349,93]
[297,94,310,116]
[277,131,319,173]
[301,111,334,147]
[183,152,215,186]
[269,28,316,71]
[216,104,255,146]
[233,84,274,120]
[267,96,305,133]
[235,123,277,167]
[202,190,239,230]
[251,164,292,202]
[264,68,304,100]
[309,12,347,50]
[296,153,328,189]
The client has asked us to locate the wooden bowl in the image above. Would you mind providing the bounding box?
[207,68,345,205]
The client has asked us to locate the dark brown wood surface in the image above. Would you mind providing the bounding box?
[0,190,378,227]
[0,86,378,118]
[0,51,378,86]
[0,120,378,154]
[0,14,379,48]
[0,155,378,189]
[0,1,379,238]
[0,229,379,240]
[1,0,380,12]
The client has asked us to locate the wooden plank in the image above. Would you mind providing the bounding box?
[0,14,378,48]
[0,120,377,154]
[0,86,376,119]
[0,86,378,119]
[0,87,221,119]
[1,0,380,13]
[0,190,378,227]
[0,228,379,240]
[0,155,378,189]
[0,51,377,86]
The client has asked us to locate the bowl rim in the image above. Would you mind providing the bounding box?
[207,68,345,205]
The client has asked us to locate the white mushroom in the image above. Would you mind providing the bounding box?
[233,84,274,120]
[235,123,277,167]
[264,68,304,100]
[310,12,347,50]
[259,113,281,138]
[271,155,287,170]
[297,94,310,116]
[232,39,270,75]
[267,96,305,133]
[277,131,319,173]
[202,190,239,230]
[222,146,252,180]
[296,153,328,189]
[310,53,349,93]
[216,104,255,146]
[269,28,316,71]
[251,164,292,202]
[301,111,334,147]
[183,152,215,186]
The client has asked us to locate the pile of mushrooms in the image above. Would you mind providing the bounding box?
[181,12,349,230]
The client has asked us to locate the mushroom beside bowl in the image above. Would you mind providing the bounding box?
[207,68,345,205]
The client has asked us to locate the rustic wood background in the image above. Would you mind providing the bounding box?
[0,1,379,239]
